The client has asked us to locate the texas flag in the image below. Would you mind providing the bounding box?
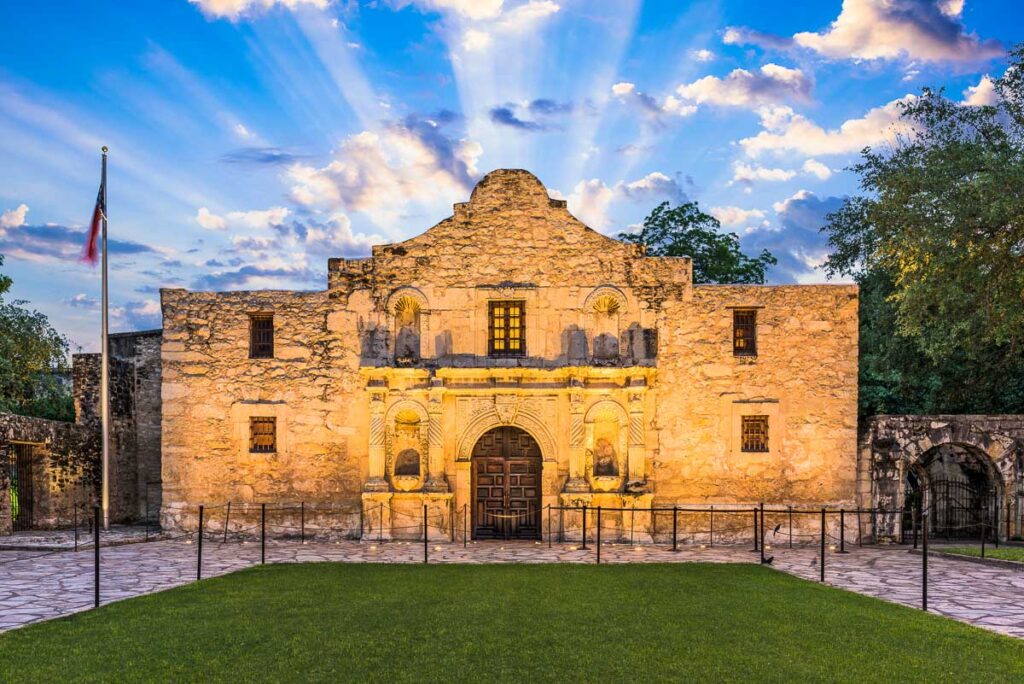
[82,181,104,265]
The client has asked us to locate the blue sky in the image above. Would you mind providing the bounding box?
[0,0,1019,351]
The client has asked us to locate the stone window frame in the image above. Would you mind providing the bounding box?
[727,399,780,457]
[231,402,290,458]
[488,300,526,358]
[732,308,758,357]
[248,313,275,359]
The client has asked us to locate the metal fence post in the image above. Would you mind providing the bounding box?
[672,506,678,552]
[547,504,551,548]
[788,505,793,549]
[629,505,635,546]
[261,502,266,564]
[465,503,469,548]
[912,504,919,549]
[74,504,79,551]
[980,516,986,558]
[224,501,231,544]
[709,505,714,547]
[197,505,204,581]
[301,501,306,544]
[94,505,100,608]
[423,504,428,564]
[752,506,759,552]
[819,507,826,582]
[922,510,929,611]
[596,506,602,564]
[581,505,588,550]
[379,503,383,544]
[839,509,848,553]
[759,502,766,564]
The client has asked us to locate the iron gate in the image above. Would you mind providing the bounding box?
[9,443,35,532]
[925,478,996,540]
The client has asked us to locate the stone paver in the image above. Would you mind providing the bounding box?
[0,525,162,551]
[2,538,1024,639]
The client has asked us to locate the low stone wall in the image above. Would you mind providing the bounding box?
[0,413,98,535]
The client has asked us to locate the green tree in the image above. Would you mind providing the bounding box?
[620,201,777,284]
[824,44,1024,415]
[0,255,75,421]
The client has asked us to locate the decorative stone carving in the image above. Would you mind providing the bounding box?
[494,394,519,424]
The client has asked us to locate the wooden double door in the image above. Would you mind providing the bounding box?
[472,426,542,540]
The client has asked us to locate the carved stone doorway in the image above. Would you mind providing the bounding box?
[471,426,542,540]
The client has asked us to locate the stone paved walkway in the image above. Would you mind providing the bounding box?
[0,525,161,551]
[3,538,1024,639]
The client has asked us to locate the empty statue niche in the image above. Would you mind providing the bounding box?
[393,295,422,366]
[586,290,626,366]
[389,408,425,491]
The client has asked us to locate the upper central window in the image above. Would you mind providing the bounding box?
[489,300,525,357]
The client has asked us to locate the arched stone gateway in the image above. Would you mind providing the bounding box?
[863,416,1024,541]
[471,426,543,540]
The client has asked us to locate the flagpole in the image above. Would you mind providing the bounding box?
[100,146,110,531]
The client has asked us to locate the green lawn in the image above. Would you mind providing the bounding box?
[940,545,1024,563]
[2,563,1023,682]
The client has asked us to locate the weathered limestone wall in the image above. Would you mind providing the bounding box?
[159,289,365,530]
[0,411,98,534]
[160,169,859,539]
[652,285,859,506]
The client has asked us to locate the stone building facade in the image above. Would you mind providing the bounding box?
[0,330,162,534]
[159,170,859,540]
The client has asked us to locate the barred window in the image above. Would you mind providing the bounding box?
[249,417,276,453]
[249,314,274,359]
[489,300,525,357]
[741,415,769,453]
[733,309,757,356]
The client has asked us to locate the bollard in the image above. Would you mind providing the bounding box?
[301,502,305,544]
[581,505,588,550]
[94,505,100,608]
[759,502,766,564]
[197,505,204,581]
[752,506,759,552]
[596,506,602,564]
[839,509,848,553]
[819,508,826,582]
[423,504,428,564]
[465,503,469,548]
[672,506,678,552]
[922,511,929,611]
[224,501,231,544]
[261,503,266,565]
[709,505,714,547]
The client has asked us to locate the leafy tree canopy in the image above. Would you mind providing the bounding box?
[620,201,777,284]
[824,44,1024,416]
[0,255,75,421]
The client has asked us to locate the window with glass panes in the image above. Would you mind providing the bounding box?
[733,309,757,356]
[249,417,276,453]
[488,300,525,357]
[741,415,769,452]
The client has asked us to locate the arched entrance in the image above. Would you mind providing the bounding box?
[914,443,1001,540]
[471,426,542,540]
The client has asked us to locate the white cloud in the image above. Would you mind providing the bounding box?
[710,206,766,227]
[675,64,812,109]
[195,206,290,230]
[0,203,29,231]
[962,74,997,106]
[462,29,492,51]
[565,172,686,230]
[188,0,329,20]
[740,96,915,157]
[802,158,833,180]
[286,119,482,228]
[404,0,504,20]
[611,83,697,120]
[233,123,255,139]
[790,0,1003,63]
[423,0,559,53]
[692,49,715,62]
[772,189,816,214]
[731,162,797,185]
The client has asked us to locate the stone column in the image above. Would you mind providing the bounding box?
[627,382,647,487]
[365,388,389,492]
[424,379,448,492]
[564,388,589,493]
